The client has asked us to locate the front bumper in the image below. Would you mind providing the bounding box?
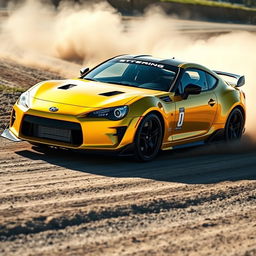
[6,103,141,151]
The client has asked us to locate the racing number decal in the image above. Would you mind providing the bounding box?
[176,107,185,129]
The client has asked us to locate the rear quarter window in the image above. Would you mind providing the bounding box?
[206,73,218,89]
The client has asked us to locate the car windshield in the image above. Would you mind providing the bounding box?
[83,59,178,92]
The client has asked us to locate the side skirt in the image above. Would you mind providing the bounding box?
[205,129,225,143]
[173,140,205,150]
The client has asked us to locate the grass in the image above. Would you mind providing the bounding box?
[0,84,25,93]
[160,0,256,11]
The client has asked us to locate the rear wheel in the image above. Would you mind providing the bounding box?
[134,113,163,161]
[225,108,244,141]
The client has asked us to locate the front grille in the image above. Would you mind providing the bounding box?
[21,115,83,146]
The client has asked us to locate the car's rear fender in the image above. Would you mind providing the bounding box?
[213,83,245,125]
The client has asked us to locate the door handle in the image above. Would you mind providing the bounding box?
[208,99,216,107]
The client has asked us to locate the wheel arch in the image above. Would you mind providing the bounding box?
[226,104,246,124]
[133,110,165,161]
[129,96,169,144]
[224,105,245,141]
[141,110,166,140]
[234,105,246,120]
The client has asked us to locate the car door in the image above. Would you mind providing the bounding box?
[172,68,218,141]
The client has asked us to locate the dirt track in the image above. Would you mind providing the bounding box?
[0,59,256,256]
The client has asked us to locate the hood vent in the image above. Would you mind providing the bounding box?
[58,84,77,90]
[99,91,124,97]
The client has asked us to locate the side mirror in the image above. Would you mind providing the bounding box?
[236,76,245,87]
[80,67,90,77]
[182,84,201,99]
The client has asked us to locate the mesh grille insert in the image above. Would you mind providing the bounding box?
[21,115,83,146]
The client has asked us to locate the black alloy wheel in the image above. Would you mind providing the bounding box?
[225,108,244,141]
[134,113,163,161]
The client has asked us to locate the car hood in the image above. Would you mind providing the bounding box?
[30,79,165,108]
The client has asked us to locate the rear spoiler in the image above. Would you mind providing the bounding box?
[213,70,245,87]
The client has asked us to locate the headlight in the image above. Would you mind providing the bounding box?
[17,91,30,109]
[87,106,128,120]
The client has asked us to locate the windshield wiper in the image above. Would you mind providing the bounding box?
[104,81,137,87]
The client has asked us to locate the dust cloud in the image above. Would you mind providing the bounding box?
[0,0,255,139]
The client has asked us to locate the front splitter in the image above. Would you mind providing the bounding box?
[1,128,22,142]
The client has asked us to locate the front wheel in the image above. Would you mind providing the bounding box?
[224,108,244,141]
[134,113,163,162]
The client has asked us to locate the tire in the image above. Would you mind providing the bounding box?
[224,108,244,141]
[134,113,163,161]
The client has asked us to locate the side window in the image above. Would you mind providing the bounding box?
[179,69,208,94]
[206,73,218,89]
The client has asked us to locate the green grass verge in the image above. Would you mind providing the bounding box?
[0,84,25,93]
[160,0,256,11]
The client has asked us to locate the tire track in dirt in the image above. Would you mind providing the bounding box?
[0,138,256,256]
[0,141,255,236]
[0,59,256,256]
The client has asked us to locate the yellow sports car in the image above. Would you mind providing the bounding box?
[2,55,246,161]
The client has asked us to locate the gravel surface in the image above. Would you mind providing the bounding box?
[0,59,255,256]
